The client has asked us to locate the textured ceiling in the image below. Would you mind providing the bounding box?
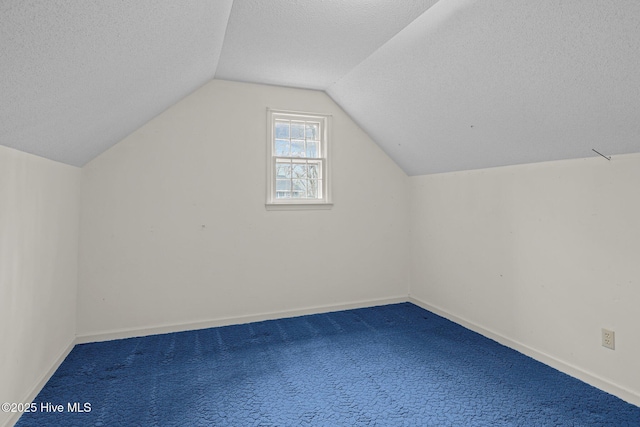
[0,0,233,166]
[328,0,640,175]
[216,0,438,89]
[2,0,640,173]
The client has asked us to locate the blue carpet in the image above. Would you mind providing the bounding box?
[16,303,640,426]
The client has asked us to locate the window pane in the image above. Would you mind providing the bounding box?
[275,121,289,139]
[307,179,318,198]
[291,163,306,178]
[291,140,305,157]
[292,179,307,198]
[308,163,319,179]
[291,123,305,139]
[275,139,290,156]
[305,123,319,139]
[276,163,291,179]
[306,141,318,158]
[276,180,291,192]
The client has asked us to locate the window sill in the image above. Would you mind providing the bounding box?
[265,202,333,211]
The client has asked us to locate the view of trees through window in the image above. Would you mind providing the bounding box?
[274,119,323,199]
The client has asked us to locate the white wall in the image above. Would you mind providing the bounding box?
[77,79,409,338]
[3,74,639,423]
[0,146,80,427]
[409,153,640,404]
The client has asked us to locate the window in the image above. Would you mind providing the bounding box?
[266,109,332,210]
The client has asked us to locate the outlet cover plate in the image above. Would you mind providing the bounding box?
[602,328,615,350]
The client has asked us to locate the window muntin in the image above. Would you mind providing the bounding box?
[267,110,331,209]
[275,158,323,199]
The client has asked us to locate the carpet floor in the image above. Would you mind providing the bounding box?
[15,303,640,426]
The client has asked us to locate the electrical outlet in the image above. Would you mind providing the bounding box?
[602,329,615,350]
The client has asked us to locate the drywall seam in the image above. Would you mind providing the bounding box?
[76,296,409,344]
[2,338,76,427]
[408,296,640,407]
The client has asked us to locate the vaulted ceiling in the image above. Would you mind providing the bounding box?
[2,0,639,175]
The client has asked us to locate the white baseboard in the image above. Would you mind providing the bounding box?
[408,296,640,407]
[12,294,636,427]
[2,338,76,427]
[6,297,408,427]
[75,295,409,344]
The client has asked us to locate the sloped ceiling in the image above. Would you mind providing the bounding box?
[329,0,640,175]
[0,0,233,166]
[216,0,438,89]
[2,0,640,174]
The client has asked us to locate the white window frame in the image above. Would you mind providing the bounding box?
[266,109,332,210]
